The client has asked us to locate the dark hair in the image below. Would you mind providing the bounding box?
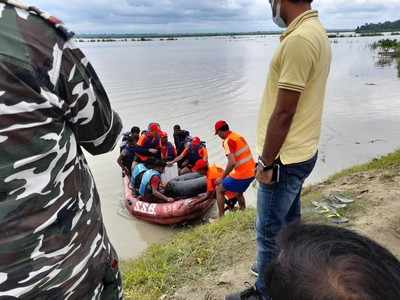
[174,125,181,131]
[131,126,140,135]
[219,124,230,132]
[144,157,166,169]
[265,224,400,300]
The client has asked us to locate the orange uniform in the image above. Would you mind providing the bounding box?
[206,164,236,200]
[223,131,255,180]
[136,133,160,161]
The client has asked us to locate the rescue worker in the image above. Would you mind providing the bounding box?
[138,159,174,203]
[0,1,122,298]
[160,131,177,162]
[214,120,255,218]
[136,122,161,162]
[168,136,208,175]
[191,160,238,209]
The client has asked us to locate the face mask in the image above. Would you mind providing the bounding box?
[269,0,287,28]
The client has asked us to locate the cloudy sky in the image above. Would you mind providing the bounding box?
[26,0,400,34]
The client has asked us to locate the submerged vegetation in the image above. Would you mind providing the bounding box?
[371,39,400,78]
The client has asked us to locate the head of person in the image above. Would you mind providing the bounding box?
[214,120,230,140]
[265,223,400,300]
[160,131,168,144]
[130,126,140,136]
[145,157,166,173]
[268,0,313,29]
[192,159,209,176]
[127,135,138,147]
[191,137,202,148]
[173,125,181,134]
[148,123,161,138]
[153,159,167,173]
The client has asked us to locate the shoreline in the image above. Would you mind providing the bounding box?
[121,149,400,299]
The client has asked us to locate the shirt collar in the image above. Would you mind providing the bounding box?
[280,10,319,41]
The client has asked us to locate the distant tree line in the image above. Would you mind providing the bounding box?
[356,19,400,33]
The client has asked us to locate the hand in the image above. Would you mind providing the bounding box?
[215,178,223,185]
[167,161,174,166]
[149,148,158,154]
[166,197,175,203]
[256,164,273,185]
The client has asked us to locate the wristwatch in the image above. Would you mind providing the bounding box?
[257,157,274,172]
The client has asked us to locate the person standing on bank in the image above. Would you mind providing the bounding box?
[0,1,123,298]
[214,120,255,218]
[225,0,331,299]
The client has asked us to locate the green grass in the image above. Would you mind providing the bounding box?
[121,209,256,299]
[326,149,400,183]
[121,149,400,299]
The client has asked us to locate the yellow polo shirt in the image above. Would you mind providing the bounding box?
[256,10,332,164]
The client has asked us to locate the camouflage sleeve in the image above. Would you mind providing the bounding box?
[57,41,122,155]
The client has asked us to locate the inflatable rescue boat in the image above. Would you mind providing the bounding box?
[123,174,215,225]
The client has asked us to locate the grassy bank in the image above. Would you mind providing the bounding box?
[121,149,400,299]
[121,210,256,300]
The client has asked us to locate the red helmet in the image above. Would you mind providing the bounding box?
[191,137,201,146]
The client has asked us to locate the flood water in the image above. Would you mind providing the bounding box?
[79,35,400,260]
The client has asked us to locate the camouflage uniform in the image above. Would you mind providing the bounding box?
[0,1,123,299]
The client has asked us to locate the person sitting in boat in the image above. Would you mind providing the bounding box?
[137,159,175,203]
[117,135,153,176]
[136,123,162,163]
[120,126,140,152]
[168,137,208,175]
[191,159,239,211]
[160,131,177,162]
[173,124,191,156]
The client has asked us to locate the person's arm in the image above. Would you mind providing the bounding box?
[222,154,236,179]
[150,177,174,202]
[169,148,188,165]
[172,146,177,159]
[260,89,300,166]
[59,41,122,155]
[258,36,316,183]
[117,153,125,169]
[133,144,152,156]
[219,139,237,181]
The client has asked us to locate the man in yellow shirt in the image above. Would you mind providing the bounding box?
[226,0,331,299]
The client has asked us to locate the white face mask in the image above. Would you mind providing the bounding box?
[269,0,287,28]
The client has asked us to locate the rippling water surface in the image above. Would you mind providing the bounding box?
[79,35,400,259]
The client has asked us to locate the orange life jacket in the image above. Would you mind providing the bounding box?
[207,164,236,200]
[223,132,255,180]
[137,133,160,161]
